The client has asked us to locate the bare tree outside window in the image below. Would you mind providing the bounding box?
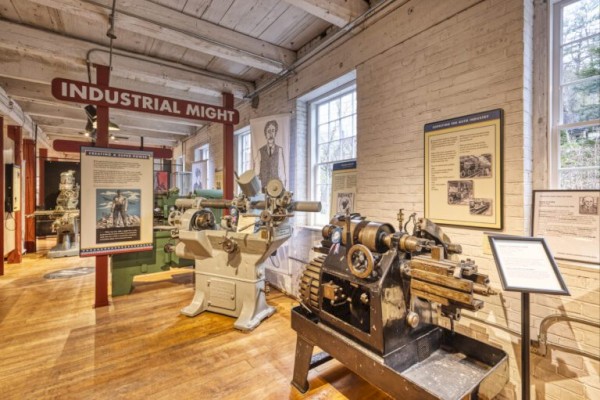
[553,0,600,189]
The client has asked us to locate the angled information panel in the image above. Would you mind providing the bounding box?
[80,147,154,256]
[488,236,569,295]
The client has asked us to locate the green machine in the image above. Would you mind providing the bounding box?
[111,189,224,296]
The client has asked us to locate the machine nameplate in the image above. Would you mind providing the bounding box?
[208,279,236,310]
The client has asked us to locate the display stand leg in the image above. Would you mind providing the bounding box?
[522,292,530,400]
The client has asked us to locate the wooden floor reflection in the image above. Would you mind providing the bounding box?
[0,243,390,399]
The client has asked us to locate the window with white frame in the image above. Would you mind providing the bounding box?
[310,84,357,226]
[235,126,252,175]
[552,0,599,189]
[194,144,209,162]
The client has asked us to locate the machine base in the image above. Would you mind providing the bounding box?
[181,274,276,332]
[47,243,80,258]
[291,306,508,400]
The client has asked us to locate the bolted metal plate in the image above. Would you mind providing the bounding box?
[208,279,236,310]
[44,267,95,280]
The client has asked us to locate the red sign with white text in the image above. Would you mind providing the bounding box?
[51,78,239,125]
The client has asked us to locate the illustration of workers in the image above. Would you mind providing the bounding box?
[111,190,128,227]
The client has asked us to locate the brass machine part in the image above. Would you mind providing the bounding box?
[347,244,375,279]
[323,220,395,253]
[408,255,490,311]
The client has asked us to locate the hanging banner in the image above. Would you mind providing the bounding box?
[424,109,503,229]
[79,147,153,256]
[330,160,357,219]
[51,78,239,124]
[250,114,290,189]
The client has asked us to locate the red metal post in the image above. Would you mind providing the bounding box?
[95,64,111,308]
[0,116,4,275]
[24,139,36,253]
[38,148,47,207]
[223,93,234,203]
[7,125,22,264]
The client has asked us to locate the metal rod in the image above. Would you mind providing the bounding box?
[522,292,530,400]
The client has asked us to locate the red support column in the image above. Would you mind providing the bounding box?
[7,125,22,264]
[0,116,4,275]
[39,148,47,207]
[223,92,234,203]
[95,64,111,308]
[24,139,36,253]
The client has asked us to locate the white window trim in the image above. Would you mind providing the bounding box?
[308,81,357,226]
[550,0,600,188]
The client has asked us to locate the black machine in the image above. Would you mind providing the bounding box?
[291,211,508,400]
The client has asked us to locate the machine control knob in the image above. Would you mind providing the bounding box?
[220,237,239,254]
[347,244,375,279]
[407,311,420,328]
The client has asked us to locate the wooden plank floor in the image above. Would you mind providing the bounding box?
[0,247,391,399]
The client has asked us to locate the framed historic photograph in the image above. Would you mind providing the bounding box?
[532,190,600,264]
[488,236,569,295]
[424,109,503,229]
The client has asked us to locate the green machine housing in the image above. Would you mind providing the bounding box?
[111,189,223,296]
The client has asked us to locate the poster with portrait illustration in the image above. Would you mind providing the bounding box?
[250,114,290,189]
[330,161,357,219]
[79,147,153,256]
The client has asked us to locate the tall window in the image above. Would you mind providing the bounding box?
[552,0,600,189]
[311,85,357,226]
[194,144,209,162]
[235,126,252,175]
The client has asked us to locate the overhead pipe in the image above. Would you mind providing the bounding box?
[85,48,255,96]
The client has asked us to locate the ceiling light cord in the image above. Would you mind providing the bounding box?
[107,0,118,73]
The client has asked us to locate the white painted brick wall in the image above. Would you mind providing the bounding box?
[176,0,599,398]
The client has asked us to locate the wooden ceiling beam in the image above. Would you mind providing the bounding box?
[0,20,252,98]
[22,102,195,136]
[282,0,369,27]
[39,122,182,143]
[29,0,296,73]
[0,75,221,107]
[44,132,178,148]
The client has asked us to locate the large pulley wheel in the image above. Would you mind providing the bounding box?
[347,244,374,279]
[167,210,182,226]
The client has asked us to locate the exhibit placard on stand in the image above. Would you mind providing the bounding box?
[488,236,570,295]
[488,235,569,400]
[79,147,154,256]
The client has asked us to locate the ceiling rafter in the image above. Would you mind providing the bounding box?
[282,0,369,27]
[20,102,195,136]
[0,19,253,99]
[28,0,296,73]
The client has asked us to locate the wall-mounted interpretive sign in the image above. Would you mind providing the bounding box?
[79,147,154,256]
[425,109,503,229]
[532,190,600,264]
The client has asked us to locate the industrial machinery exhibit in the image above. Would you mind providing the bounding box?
[171,171,321,331]
[34,170,81,258]
[291,211,508,399]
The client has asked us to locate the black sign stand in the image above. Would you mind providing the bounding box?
[488,236,570,400]
[521,292,530,400]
